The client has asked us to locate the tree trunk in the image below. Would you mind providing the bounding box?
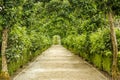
[108,11,118,80]
[0,28,10,80]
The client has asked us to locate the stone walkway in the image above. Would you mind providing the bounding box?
[13,45,109,80]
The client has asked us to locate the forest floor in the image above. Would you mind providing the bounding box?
[13,45,110,80]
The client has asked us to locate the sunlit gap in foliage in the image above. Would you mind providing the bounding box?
[53,35,61,45]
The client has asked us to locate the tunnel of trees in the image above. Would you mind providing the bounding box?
[0,0,120,80]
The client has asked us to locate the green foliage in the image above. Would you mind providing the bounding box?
[62,28,120,75]
[102,51,112,74]
[62,34,86,55]
[116,29,120,51]
[95,0,120,15]
[6,26,51,75]
[0,0,53,75]
[53,35,61,45]
[118,52,120,71]
[0,0,120,77]
[0,0,26,28]
[93,54,102,69]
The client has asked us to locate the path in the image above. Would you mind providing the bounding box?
[13,45,109,80]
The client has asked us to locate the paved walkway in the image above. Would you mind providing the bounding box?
[13,45,109,80]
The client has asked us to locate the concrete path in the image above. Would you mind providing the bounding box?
[13,45,109,80]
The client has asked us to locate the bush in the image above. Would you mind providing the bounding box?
[0,26,52,75]
[102,51,112,74]
[62,28,120,75]
[93,54,102,69]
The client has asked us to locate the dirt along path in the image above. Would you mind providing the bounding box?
[13,45,109,80]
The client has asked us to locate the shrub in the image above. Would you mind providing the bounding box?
[0,26,52,75]
[62,28,120,75]
[102,51,112,74]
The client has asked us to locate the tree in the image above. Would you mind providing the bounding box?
[95,0,120,79]
[0,0,26,79]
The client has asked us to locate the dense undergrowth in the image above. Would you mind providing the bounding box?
[0,26,52,75]
[62,28,120,75]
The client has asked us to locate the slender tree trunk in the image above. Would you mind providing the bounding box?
[108,11,118,80]
[0,28,10,80]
